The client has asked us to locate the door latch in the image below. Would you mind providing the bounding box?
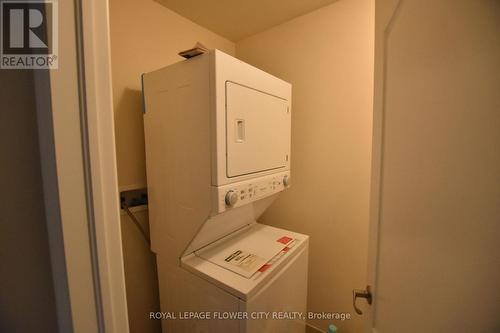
[352,285,372,315]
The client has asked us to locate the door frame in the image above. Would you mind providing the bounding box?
[364,1,401,332]
[78,0,130,331]
[40,0,130,332]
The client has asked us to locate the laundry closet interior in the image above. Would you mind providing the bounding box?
[111,0,373,332]
[110,0,374,333]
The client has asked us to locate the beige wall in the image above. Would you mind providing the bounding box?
[0,70,58,333]
[120,209,160,333]
[373,0,500,331]
[110,0,234,189]
[109,1,235,332]
[236,1,374,332]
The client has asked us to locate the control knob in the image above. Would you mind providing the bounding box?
[283,175,291,187]
[225,190,238,207]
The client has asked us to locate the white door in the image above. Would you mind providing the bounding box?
[361,0,500,332]
[225,82,290,178]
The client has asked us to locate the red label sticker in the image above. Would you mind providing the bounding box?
[277,236,292,244]
[258,264,271,272]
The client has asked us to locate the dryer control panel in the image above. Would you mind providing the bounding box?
[212,171,291,214]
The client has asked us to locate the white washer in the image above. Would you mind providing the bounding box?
[142,49,308,333]
[184,223,308,332]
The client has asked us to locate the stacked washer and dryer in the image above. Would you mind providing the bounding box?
[142,49,309,333]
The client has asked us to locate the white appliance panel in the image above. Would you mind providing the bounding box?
[225,81,290,178]
[242,245,308,333]
[195,223,295,278]
[182,224,308,300]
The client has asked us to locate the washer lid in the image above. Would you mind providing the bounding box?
[195,223,295,278]
[181,223,308,300]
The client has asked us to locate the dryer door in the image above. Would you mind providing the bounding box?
[225,81,290,178]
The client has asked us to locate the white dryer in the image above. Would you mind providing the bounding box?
[142,49,308,333]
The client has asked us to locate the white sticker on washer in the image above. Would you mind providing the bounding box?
[224,250,263,272]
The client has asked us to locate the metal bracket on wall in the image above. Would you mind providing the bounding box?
[119,188,148,208]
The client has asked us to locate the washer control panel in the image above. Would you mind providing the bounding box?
[213,171,291,213]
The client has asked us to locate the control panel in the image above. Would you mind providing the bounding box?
[212,171,291,214]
